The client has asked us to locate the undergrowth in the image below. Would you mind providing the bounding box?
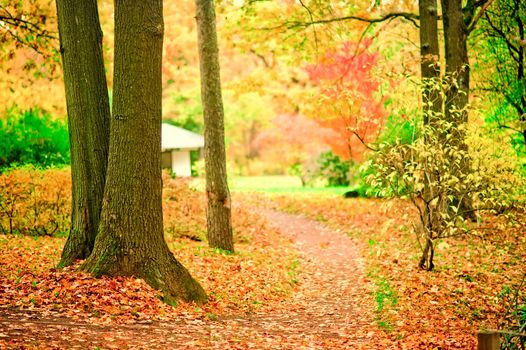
[240,191,525,349]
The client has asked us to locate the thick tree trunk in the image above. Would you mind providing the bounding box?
[195,0,234,252]
[55,0,110,267]
[82,0,207,304]
[419,0,442,124]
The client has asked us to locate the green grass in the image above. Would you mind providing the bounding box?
[191,176,350,195]
[287,258,300,285]
[374,276,398,314]
[371,274,398,332]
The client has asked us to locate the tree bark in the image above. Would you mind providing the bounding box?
[419,0,444,230]
[442,0,470,124]
[82,0,207,304]
[442,0,476,219]
[195,0,234,252]
[419,238,435,271]
[55,0,110,267]
[419,0,442,124]
[518,2,526,145]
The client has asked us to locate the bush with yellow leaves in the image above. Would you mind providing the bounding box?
[366,114,525,270]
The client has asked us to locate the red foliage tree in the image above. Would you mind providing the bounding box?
[304,39,388,161]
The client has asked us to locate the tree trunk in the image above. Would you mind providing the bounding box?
[442,0,470,124]
[442,0,475,219]
[419,237,435,271]
[195,0,234,252]
[419,0,443,222]
[82,0,207,304]
[514,0,526,145]
[55,0,110,267]
[419,0,442,124]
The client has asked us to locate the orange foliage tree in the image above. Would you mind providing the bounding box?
[303,39,388,162]
[0,1,64,114]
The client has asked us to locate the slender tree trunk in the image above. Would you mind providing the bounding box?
[441,0,476,219]
[442,0,470,124]
[82,0,207,304]
[419,0,444,238]
[419,238,435,271]
[195,0,234,252]
[515,2,526,145]
[55,0,110,267]
[419,0,442,124]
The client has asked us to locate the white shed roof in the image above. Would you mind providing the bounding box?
[162,123,204,150]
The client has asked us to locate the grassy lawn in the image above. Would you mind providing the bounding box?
[192,175,350,196]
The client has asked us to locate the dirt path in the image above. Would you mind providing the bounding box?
[0,210,380,349]
[224,209,379,348]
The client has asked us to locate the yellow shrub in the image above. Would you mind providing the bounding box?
[0,167,71,235]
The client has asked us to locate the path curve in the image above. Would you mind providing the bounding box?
[226,209,379,349]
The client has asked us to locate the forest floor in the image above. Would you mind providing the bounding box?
[0,208,386,349]
[1,174,524,349]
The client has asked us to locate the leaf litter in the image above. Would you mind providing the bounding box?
[3,175,520,348]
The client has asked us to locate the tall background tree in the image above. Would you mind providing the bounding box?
[419,0,442,123]
[442,0,470,123]
[81,0,207,303]
[440,0,493,218]
[477,0,525,151]
[195,0,234,252]
[55,0,110,266]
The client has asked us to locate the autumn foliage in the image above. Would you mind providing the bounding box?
[0,167,70,236]
[0,169,297,324]
[2,0,525,347]
[304,39,388,161]
[245,192,526,349]
[251,114,336,173]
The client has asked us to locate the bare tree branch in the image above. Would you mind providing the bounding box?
[466,0,495,34]
[351,130,379,152]
[257,12,420,32]
[298,0,319,54]
[0,6,57,41]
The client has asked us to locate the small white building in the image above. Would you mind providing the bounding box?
[161,123,204,177]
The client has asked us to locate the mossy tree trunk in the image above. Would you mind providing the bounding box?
[195,0,234,252]
[55,0,110,267]
[81,0,207,304]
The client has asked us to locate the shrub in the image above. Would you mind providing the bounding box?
[366,117,525,270]
[354,114,419,198]
[497,274,526,349]
[0,166,71,236]
[0,168,208,238]
[307,150,350,187]
[0,107,70,171]
[162,171,206,241]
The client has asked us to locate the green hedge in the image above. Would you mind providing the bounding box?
[0,107,70,171]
